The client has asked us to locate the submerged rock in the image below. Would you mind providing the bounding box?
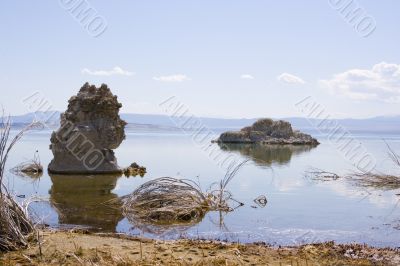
[48,83,127,174]
[215,118,319,145]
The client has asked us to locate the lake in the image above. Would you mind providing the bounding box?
[5,128,400,248]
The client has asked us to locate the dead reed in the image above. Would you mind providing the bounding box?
[305,141,400,191]
[0,114,41,251]
[122,177,207,225]
[121,161,248,227]
[10,150,43,178]
[0,194,34,251]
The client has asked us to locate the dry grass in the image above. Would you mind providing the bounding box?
[209,160,248,211]
[121,161,248,229]
[0,195,34,251]
[122,177,208,226]
[306,170,400,193]
[305,141,400,191]
[0,113,41,251]
[305,167,400,191]
[348,172,400,190]
[10,151,43,178]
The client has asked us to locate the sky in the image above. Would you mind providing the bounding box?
[0,1,399,119]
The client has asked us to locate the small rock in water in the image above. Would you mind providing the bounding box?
[124,162,147,177]
[254,195,267,208]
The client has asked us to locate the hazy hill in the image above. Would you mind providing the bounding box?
[8,112,400,134]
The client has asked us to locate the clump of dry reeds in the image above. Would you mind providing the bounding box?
[121,161,247,227]
[0,194,34,251]
[0,114,40,251]
[122,177,208,225]
[305,142,400,191]
[348,173,400,190]
[305,167,400,191]
[10,150,43,178]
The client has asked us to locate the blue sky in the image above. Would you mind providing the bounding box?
[1,1,399,118]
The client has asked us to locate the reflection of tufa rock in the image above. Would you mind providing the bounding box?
[219,143,315,167]
[48,83,127,174]
[215,118,319,145]
[49,174,123,231]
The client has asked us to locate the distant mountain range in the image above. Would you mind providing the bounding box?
[7,111,400,134]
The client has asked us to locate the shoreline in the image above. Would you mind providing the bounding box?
[1,229,399,265]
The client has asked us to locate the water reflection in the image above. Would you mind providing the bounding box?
[219,143,316,167]
[49,174,123,232]
[127,216,206,236]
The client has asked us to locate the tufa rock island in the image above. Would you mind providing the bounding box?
[48,83,127,174]
[215,118,319,145]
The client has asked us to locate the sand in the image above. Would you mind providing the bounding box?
[1,229,399,265]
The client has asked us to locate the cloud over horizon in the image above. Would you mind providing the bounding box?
[277,73,305,84]
[81,66,134,76]
[320,62,400,102]
[240,74,255,80]
[153,74,190,82]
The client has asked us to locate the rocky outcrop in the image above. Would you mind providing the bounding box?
[48,83,127,174]
[215,118,319,145]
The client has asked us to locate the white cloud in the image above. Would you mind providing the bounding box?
[153,74,190,82]
[277,73,305,84]
[240,74,255,80]
[81,66,134,76]
[320,62,400,102]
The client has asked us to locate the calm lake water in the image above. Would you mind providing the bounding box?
[5,129,400,248]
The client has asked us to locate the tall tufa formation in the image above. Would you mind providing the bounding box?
[48,83,127,174]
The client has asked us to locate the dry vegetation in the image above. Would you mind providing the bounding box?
[306,167,400,192]
[306,142,400,191]
[0,115,41,251]
[122,177,208,226]
[0,195,35,252]
[10,151,43,179]
[347,172,400,190]
[120,161,247,230]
